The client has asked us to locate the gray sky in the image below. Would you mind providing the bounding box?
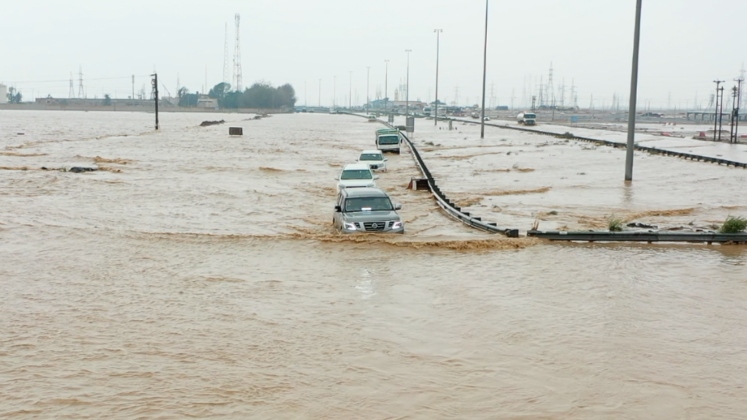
[2,0,745,109]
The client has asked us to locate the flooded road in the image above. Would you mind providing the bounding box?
[1,110,746,419]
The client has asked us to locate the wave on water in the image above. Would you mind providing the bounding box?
[0,151,48,157]
[626,208,696,220]
[286,226,536,251]
[91,156,133,165]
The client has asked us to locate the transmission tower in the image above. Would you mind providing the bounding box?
[571,79,578,108]
[69,72,75,98]
[537,75,544,108]
[559,78,566,107]
[233,13,243,92]
[547,63,555,108]
[223,22,230,85]
[78,66,85,98]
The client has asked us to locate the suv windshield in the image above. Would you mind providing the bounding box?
[359,153,383,161]
[345,197,393,212]
[340,169,373,180]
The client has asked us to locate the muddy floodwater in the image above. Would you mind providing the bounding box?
[1,110,746,419]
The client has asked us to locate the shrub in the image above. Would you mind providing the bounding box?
[608,215,624,232]
[719,215,747,233]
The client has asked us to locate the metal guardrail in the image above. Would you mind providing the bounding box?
[455,118,747,169]
[527,230,747,244]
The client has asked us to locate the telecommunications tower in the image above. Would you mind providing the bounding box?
[233,13,243,92]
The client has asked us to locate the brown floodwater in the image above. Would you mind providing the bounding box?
[1,110,746,419]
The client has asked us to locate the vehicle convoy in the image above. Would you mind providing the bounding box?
[357,149,388,171]
[333,187,404,234]
[517,112,537,125]
[336,163,378,192]
[374,128,401,153]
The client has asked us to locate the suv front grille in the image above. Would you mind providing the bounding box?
[362,221,388,231]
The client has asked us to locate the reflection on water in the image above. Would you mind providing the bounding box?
[1,110,746,419]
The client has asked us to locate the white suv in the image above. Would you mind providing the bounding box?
[357,149,388,171]
[336,163,378,192]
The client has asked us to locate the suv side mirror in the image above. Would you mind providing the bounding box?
[394,203,402,210]
[334,205,342,212]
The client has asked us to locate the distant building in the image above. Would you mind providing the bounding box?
[196,95,218,109]
[33,97,162,107]
[367,99,426,110]
[0,84,7,104]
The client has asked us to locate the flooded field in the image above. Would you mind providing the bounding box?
[1,110,746,419]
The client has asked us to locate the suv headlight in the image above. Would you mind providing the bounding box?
[391,221,403,229]
[344,222,357,231]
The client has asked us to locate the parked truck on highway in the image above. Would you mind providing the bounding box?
[517,112,537,125]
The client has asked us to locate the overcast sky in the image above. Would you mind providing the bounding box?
[2,0,745,109]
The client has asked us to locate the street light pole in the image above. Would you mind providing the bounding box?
[366,66,370,113]
[480,0,489,138]
[349,71,352,110]
[434,29,443,126]
[624,0,643,182]
[333,75,337,109]
[405,49,412,116]
[318,79,321,108]
[384,59,390,113]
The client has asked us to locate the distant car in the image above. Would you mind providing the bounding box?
[483,116,491,121]
[357,149,388,171]
[336,163,378,192]
[333,187,404,234]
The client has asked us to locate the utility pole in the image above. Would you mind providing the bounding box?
[384,60,389,113]
[729,85,738,143]
[480,0,489,138]
[151,73,159,130]
[714,80,724,140]
[718,85,726,141]
[732,77,744,143]
[433,29,443,126]
[366,66,370,113]
[349,71,352,109]
[405,49,411,116]
[624,0,642,181]
[318,79,321,108]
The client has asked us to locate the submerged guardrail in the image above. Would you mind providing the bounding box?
[396,127,519,237]
[527,230,747,244]
[342,112,518,237]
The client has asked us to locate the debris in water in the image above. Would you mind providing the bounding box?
[199,120,226,127]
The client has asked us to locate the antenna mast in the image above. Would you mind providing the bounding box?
[233,13,243,92]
